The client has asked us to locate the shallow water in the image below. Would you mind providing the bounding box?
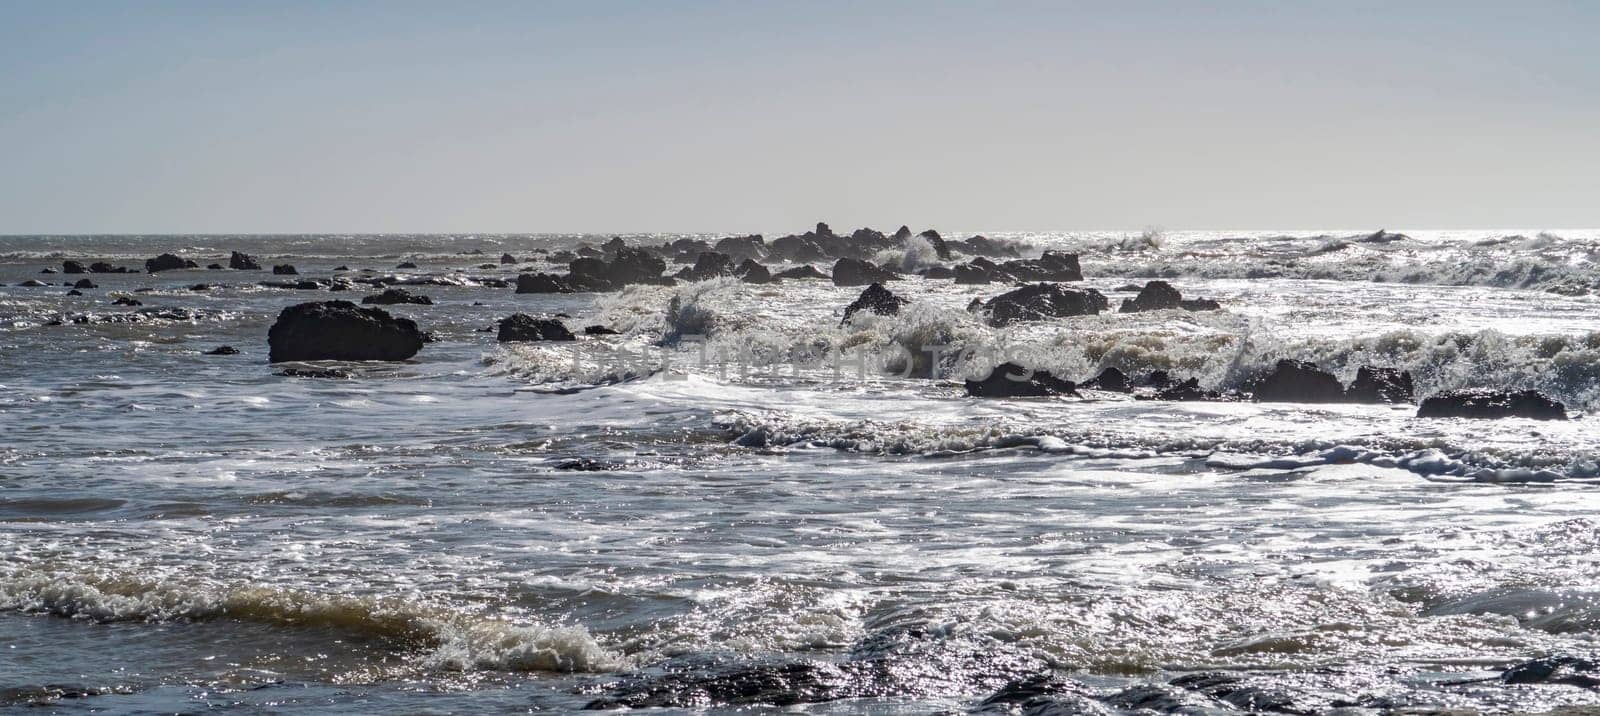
[4,230,1600,713]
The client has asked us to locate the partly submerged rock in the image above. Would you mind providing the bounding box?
[144,253,193,273]
[841,283,909,324]
[267,301,425,362]
[204,345,239,355]
[229,251,262,270]
[1417,389,1567,420]
[497,314,576,342]
[995,251,1082,282]
[515,273,572,293]
[735,259,772,284]
[965,362,1078,398]
[1118,280,1221,313]
[1345,366,1414,403]
[773,264,829,281]
[678,252,736,281]
[983,283,1107,327]
[1081,366,1131,392]
[361,287,433,305]
[831,258,899,286]
[500,252,518,265]
[272,264,298,275]
[62,260,86,274]
[1247,359,1346,403]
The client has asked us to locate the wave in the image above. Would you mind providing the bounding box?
[0,569,620,673]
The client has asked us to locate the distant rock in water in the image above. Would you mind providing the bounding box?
[89,261,132,273]
[714,235,766,262]
[994,251,1082,282]
[111,296,143,306]
[204,345,239,355]
[983,283,1107,327]
[1142,377,1226,401]
[16,280,48,287]
[497,314,576,342]
[841,283,908,324]
[396,261,418,269]
[1118,280,1221,313]
[735,258,771,284]
[39,267,57,274]
[73,279,97,289]
[1500,656,1600,687]
[1248,360,1346,403]
[678,252,735,281]
[920,266,955,280]
[583,324,621,336]
[953,264,992,284]
[500,253,518,265]
[277,367,351,379]
[1345,366,1414,403]
[566,247,670,290]
[965,362,1078,398]
[361,288,433,305]
[1361,228,1410,243]
[773,265,829,281]
[515,273,571,293]
[1081,366,1131,392]
[917,229,952,260]
[949,235,1022,258]
[62,260,86,274]
[1417,389,1567,420]
[229,251,262,270]
[831,258,898,286]
[145,254,194,273]
[267,301,425,362]
[273,264,298,275]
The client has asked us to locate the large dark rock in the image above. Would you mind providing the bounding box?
[497,314,576,342]
[229,251,262,270]
[768,235,828,263]
[735,259,771,284]
[831,258,898,286]
[89,261,131,273]
[953,264,992,285]
[950,235,1023,258]
[500,253,518,265]
[995,251,1082,282]
[773,265,829,281]
[62,260,86,274]
[145,253,191,273]
[72,279,97,289]
[1501,656,1600,687]
[1119,280,1221,312]
[204,345,239,355]
[841,283,909,324]
[983,283,1107,327]
[965,362,1078,398]
[361,287,433,305]
[1248,359,1346,403]
[567,247,668,290]
[1346,366,1414,403]
[267,301,425,362]
[273,264,298,275]
[1417,389,1567,420]
[916,229,952,260]
[714,234,766,262]
[515,273,572,293]
[679,252,735,281]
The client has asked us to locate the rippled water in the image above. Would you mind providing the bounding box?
[4,230,1600,713]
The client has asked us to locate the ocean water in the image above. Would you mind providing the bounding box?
[4,229,1600,713]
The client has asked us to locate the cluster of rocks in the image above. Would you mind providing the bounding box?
[963,357,1567,420]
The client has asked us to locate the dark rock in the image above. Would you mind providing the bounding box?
[229,251,262,270]
[395,261,418,269]
[267,301,425,362]
[361,288,433,305]
[144,253,189,273]
[983,283,1107,327]
[714,234,766,262]
[555,458,624,471]
[965,362,1078,398]
[500,253,517,265]
[831,258,898,286]
[1361,228,1410,243]
[72,279,97,289]
[768,235,828,263]
[40,267,57,274]
[272,264,298,275]
[497,314,576,342]
[111,296,142,306]
[277,367,350,379]
[206,263,224,270]
[62,260,86,274]
[568,247,668,290]
[1119,280,1221,312]
[892,225,912,242]
[204,345,239,355]
[950,235,1023,258]
[294,280,321,290]
[841,283,909,324]
[916,229,952,260]
[919,266,955,280]
[188,284,215,291]
[515,273,571,293]
[584,325,621,336]
[1346,366,1414,403]
[1081,366,1130,392]
[996,251,1082,282]
[1143,377,1224,401]
[1143,370,1175,389]
[953,264,992,284]
[16,280,47,287]
[333,265,350,272]
[1502,656,1600,687]
[88,262,130,273]
[1417,389,1567,420]
[735,259,771,284]
[679,252,735,281]
[1248,359,1346,403]
[772,265,829,281]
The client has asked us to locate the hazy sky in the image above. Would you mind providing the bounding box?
[2,1,1596,234]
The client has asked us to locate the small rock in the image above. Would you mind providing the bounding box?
[62,261,86,274]
[983,283,1107,327]
[204,345,239,355]
[273,264,298,275]
[773,265,829,280]
[500,253,518,265]
[396,261,418,269]
[1119,280,1221,312]
[735,259,771,284]
[1417,389,1567,420]
[1247,359,1345,403]
[229,251,262,270]
[145,253,190,273]
[584,325,621,336]
[831,258,898,286]
[361,288,433,305]
[73,279,97,289]
[111,296,143,306]
[841,283,909,324]
[277,367,351,378]
[965,362,1078,398]
[497,314,576,342]
[16,280,48,287]
[515,273,572,293]
[1346,366,1415,403]
[1081,366,1130,392]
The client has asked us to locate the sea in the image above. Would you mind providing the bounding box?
[4,228,1600,714]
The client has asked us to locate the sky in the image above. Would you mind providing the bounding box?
[1,0,1597,234]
